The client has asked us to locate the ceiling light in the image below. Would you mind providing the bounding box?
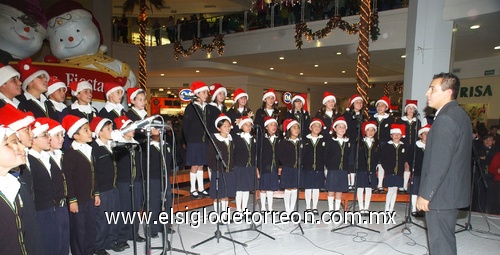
[452,27,457,32]
[232,61,237,64]
[324,82,328,84]
[279,57,285,60]
[270,67,274,70]
[314,64,319,67]
[299,73,303,76]
[160,73,164,76]
[470,25,480,30]
[494,46,500,50]
[341,70,346,74]
[401,55,406,58]
[195,70,200,73]
[159,88,164,91]
[336,52,342,55]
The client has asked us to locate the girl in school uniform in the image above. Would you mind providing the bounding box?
[257,116,281,212]
[98,82,126,129]
[207,83,228,134]
[233,116,256,212]
[343,94,365,190]
[207,114,235,213]
[325,116,351,213]
[355,121,379,215]
[370,96,395,193]
[301,118,327,215]
[380,123,408,213]
[396,100,421,192]
[284,93,310,141]
[182,81,211,198]
[68,81,97,123]
[277,118,302,215]
[254,88,280,128]
[408,124,430,217]
[314,91,339,138]
[226,88,254,136]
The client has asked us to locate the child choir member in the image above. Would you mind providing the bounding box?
[301,118,327,215]
[233,116,256,212]
[284,93,310,141]
[68,80,97,123]
[46,76,69,123]
[325,116,351,213]
[0,62,22,108]
[254,88,280,128]
[380,123,408,213]
[343,94,364,190]
[315,91,338,138]
[355,121,379,215]
[98,82,126,128]
[397,99,420,192]
[278,119,301,215]
[408,124,430,217]
[257,116,281,212]
[227,88,253,136]
[206,83,228,180]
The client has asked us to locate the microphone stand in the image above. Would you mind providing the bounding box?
[127,143,139,255]
[189,99,247,249]
[225,125,275,240]
[456,143,488,234]
[388,112,425,232]
[332,113,379,233]
[293,110,304,234]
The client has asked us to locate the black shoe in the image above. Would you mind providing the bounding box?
[190,191,199,199]
[117,242,130,250]
[411,211,424,218]
[151,233,159,238]
[111,243,126,252]
[135,236,146,242]
[199,190,209,197]
[377,187,385,193]
[312,209,319,215]
[95,249,110,255]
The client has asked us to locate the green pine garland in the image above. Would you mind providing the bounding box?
[173,34,225,60]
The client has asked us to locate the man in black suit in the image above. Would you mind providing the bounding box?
[417,73,472,255]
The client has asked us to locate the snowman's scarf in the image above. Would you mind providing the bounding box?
[60,50,131,78]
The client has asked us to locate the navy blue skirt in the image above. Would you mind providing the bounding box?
[383,175,403,188]
[209,171,236,198]
[325,169,348,192]
[234,166,256,191]
[408,176,421,195]
[280,166,298,189]
[356,171,377,189]
[186,142,207,166]
[259,171,279,191]
[301,169,325,189]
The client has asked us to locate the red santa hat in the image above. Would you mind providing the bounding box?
[233,88,248,102]
[0,104,35,131]
[264,116,277,127]
[322,91,336,105]
[332,116,348,130]
[45,0,103,45]
[114,115,133,131]
[283,118,299,132]
[68,80,92,97]
[238,116,253,129]
[310,118,325,129]
[0,0,47,31]
[0,63,20,86]
[103,82,124,100]
[62,114,88,138]
[405,99,418,112]
[30,118,49,137]
[209,83,227,102]
[349,94,363,106]
[262,88,276,102]
[390,123,406,137]
[40,117,65,136]
[362,120,377,136]
[90,116,111,137]
[418,124,431,136]
[17,58,49,91]
[291,93,308,111]
[215,113,232,129]
[190,81,209,95]
[376,96,391,109]
[127,88,144,106]
[46,76,67,96]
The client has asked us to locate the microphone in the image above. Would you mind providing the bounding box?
[352,112,360,120]
[110,141,138,148]
[414,109,420,117]
[119,115,159,135]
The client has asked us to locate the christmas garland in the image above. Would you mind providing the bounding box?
[173,34,225,60]
[295,12,380,49]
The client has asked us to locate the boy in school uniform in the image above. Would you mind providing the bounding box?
[68,81,97,123]
[0,62,22,108]
[90,117,124,254]
[380,123,408,213]
[61,115,100,255]
[16,58,58,120]
[98,82,126,129]
[28,118,69,255]
[45,76,69,123]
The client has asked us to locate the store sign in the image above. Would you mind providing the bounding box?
[459,85,492,97]
[282,92,292,104]
[178,88,193,102]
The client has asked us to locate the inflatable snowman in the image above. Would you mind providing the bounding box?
[0,0,46,63]
[45,0,137,94]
